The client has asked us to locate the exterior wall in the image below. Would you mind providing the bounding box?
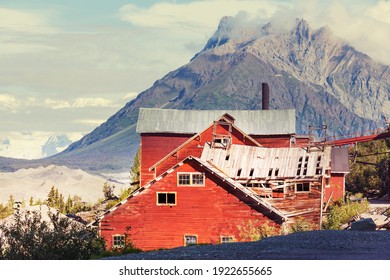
[325,173,346,203]
[100,162,279,251]
[250,135,310,148]
[251,135,291,148]
[142,123,259,184]
[140,133,193,186]
[264,184,322,228]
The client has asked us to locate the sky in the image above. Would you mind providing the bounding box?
[1,0,390,159]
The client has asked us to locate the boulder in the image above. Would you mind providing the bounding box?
[351,218,377,231]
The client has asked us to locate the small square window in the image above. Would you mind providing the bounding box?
[177,173,205,186]
[192,174,204,185]
[178,174,191,185]
[185,235,197,246]
[167,193,176,204]
[220,236,234,243]
[113,235,125,248]
[296,182,310,192]
[157,192,176,205]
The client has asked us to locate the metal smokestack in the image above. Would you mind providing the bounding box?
[262,82,270,110]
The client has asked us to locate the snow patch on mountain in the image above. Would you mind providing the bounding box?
[42,135,73,158]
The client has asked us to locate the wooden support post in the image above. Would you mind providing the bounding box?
[388,160,390,201]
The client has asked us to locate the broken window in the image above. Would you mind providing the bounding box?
[303,156,309,176]
[297,157,303,176]
[316,155,322,175]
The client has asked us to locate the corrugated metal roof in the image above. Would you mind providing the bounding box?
[136,108,296,135]
[201,144,332,180]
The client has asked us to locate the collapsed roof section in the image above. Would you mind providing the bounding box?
[201,143,332,181]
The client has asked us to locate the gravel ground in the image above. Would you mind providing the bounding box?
[105,230,390,260]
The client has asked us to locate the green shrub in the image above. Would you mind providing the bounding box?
[323,199,370,230]
[0,209,105,260]
[237,220,280,242]
[289,217,313,233]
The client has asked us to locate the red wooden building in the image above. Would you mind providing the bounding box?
[96,108,349,251]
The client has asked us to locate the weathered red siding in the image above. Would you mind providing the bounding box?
[140,133,193,186]
[143,123,259,183]
[325,173,346,202]
[100,162,279,251]
[251,135,291,147]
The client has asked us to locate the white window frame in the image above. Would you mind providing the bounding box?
[177,172,205,186]
[156,192,177,206]
[184,235,198,246]
[220,236,235,243]
[112,234,125,248]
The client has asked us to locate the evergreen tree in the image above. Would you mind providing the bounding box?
[346,139,390,197]
[46,186,56,207]
[65,195,73,214]
[130,149,140,190]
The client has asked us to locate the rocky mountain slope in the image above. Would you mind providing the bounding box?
[2,18,389,173]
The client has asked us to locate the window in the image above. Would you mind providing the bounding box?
[220,236,235,243]
[316,156,322,175]
[249,168,254,177]
[184,235,197,246]
[157,192,176,205]
[178,174,191,185]
[237,168,242,177]
[268,168,273,177]
[296,182,310,192]
[213,136,231,149]
[113,234,125,248]
[297,157,303,176]
[303,156,309,176]
[177,173,205,186]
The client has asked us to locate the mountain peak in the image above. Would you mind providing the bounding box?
[292,18,311,40]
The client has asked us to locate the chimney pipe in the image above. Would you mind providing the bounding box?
[262,82,270,110]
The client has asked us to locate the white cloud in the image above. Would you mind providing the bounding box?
[0,94,21,112]
[368,0,390,25]
[74,119,106,126]
[72,97,115,108]
[123,92,139,100]
[0,7,56,34]
[119,0,279,30]
[44,97,116,109]
[0,7,58,55]
[44,98,71,109]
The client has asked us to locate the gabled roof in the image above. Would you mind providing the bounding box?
[201,144,332,180]
[148,114,261,171]
[136,108,296,135]
[91,156,287,226]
